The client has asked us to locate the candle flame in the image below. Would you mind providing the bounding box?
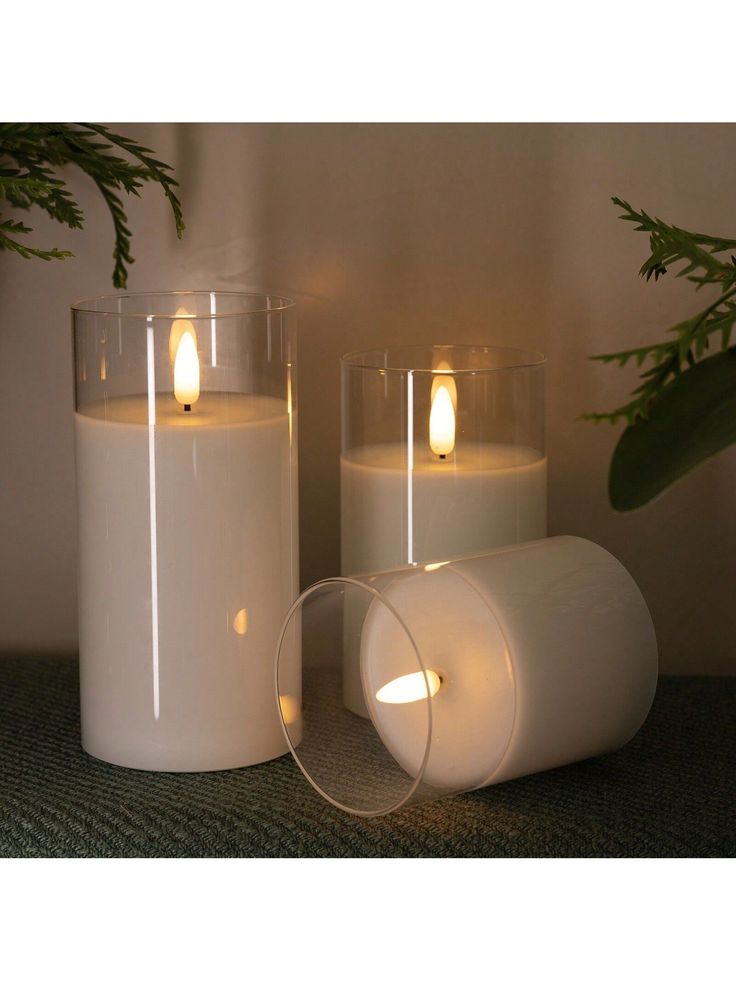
[169,307,197,364]
[376,669,442,704]
[429,382,456,457]
[174,330,200,407]
[430,359,457,411]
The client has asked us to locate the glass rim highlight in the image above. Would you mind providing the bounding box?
[72,290,296,320]
[341,343,546,375]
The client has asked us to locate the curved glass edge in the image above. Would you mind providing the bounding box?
[72,291,295,319]
[274,576,437,817]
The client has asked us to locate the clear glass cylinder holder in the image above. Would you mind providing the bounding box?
[276,537,658,817]
[340,344,546,715]
[341,344,546,574]
[73,292,298,772]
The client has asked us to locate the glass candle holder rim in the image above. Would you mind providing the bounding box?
[341,343,546,375]
[71,290,296,320]
[275,574,436,817]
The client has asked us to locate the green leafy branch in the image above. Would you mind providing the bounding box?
[583,198,736,426]
[0,217,73,261]
[0,123,184,287]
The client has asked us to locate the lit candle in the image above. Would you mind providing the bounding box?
[173,330,200,410]
[74,299,298,772]
[428,378,455,459]
[360,537,657,792]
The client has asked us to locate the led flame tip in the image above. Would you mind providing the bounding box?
[174,330,200,407]
[376,670,442,704]
[169,308,197,367]
[429,383,456,457]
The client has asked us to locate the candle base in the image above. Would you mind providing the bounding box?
[80,735,291,773]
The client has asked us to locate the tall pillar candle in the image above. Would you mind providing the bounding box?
[73,292,299,772]
[340,345,547,714]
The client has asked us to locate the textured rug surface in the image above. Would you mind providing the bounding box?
[0,654,733,858]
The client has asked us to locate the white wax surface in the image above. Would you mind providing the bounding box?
[75,391,299,771]
[81,391,277,425]
[360,537,658,792]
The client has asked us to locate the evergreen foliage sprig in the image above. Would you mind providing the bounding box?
[584,198,736,510]
[0,123,184,288]
[584,198,736,426]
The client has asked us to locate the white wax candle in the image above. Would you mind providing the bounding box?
[360,537,658,791]
[341,442,547,573]
[341,442,547,714]
[75,391,298,771]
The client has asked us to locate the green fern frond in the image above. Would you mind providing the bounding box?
[0,123,184,287]
[613,197,736,290]
[81,124,184,240]
[0,217,73,261]
[586,200,736,425]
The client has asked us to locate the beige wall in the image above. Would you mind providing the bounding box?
[1,123,734,673]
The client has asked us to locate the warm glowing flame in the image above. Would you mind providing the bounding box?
[376,670,442,704]
[174,330,200,407]
[429,382,456,457]
[430,359,457,411]
[169,307,196,365]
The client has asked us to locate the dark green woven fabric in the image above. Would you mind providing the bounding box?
[0,654,733,858]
